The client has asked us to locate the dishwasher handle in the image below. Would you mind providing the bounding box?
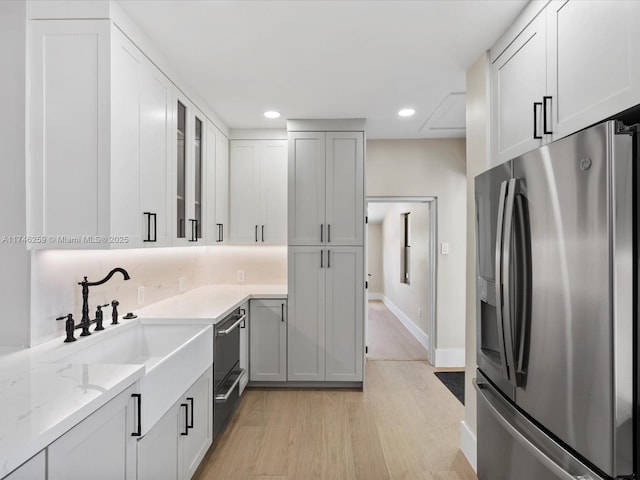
[216,313,247,336]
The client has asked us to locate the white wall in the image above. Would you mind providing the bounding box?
[380,203,431,334]
[366,223,383,295]
[30,246,286,346]
[367,139,466,360]
[461,52,491,471]
[0,1,30,348]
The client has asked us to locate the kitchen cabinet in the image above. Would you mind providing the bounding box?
[204,122,229,244]
[48,384,138,480]
[490,0,640,165]
[288,247,363,382]
[174,93,208,244]
[249,299,287,382]
[239,302,249,393]
[29,21,172,249]
[288,131,364,246]
[137,367,212,480]
[229,140,287,245]
[3,451,45,480]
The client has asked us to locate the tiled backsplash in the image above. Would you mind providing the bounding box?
[31,246,287,346]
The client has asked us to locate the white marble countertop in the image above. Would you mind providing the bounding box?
[135,284,287,324]
[0,359,142,477]
[0,283,286,477]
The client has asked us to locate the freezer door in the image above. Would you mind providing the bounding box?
[476,371,605,480]
[475,163,515,399]
[510,121,634,477]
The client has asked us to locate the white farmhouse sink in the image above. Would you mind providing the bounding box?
[49,320,213,435]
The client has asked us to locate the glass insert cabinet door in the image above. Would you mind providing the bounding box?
[175,97,206,243]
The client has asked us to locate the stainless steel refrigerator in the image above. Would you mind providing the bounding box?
[475,120,636,479]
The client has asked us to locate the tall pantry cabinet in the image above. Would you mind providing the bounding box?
[287,121,365,384]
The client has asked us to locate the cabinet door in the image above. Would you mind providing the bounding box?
[137,402,180,480]
[491,12,547,165]
[181,367,213,480]
[139,61,172,247]
[110,26,143,247]
[214,129,229,243]
[239,302,249,393]
[48,385,137,480]
[288,132,326,245]
[4,451,45,480]
[29,20,111,243]
[230,141,260,244]
[325,132,364,246]
[259,140,288,244]
[189,104,207,243]
[325,247,364,381]
[250,299,287,382]
[288,247,326,381]
[547,0,640,140]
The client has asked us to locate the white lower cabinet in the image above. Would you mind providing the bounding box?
[239,302,249,393]
[137,367,212,480]
[249,299,287,382]
[4,451,45,480]
[48,384,138,480]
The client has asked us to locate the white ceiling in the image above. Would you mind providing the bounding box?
[118,0,526,139]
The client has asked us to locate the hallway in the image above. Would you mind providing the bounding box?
[367,300,428,361]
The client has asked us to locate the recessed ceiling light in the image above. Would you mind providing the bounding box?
[398,108,415,117]
[264,111,281,119]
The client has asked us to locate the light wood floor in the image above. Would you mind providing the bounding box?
[195,371,475,479]
[367,300,428,361]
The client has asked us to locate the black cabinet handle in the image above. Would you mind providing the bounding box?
[240,308,246,328]
[261,225,264,242]
[533,102,543,139]
[216,223,224,242]
[143,212,157,242]
[328,224,331,243]
[320,224,323,243]
[187,397,194,429]
[188,219,198,242]
[255,225,258,242]
[320,249,324,268]
[281,303,285,322]
[328,249,331,268]
[181,403,189,435]
[543,96,553,134]
[131,393,142,437]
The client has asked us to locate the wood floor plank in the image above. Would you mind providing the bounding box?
[367,300,428,360]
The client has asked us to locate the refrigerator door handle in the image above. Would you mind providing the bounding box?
[494,180,510,382]
[475,379,600,480]
[502,179,518,388]
[514,191,531,385]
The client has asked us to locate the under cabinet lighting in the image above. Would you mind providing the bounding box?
[264,111,281,119]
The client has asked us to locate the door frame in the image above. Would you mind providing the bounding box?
[366,196,437,365]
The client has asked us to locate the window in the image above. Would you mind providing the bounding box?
[401,212,410,284]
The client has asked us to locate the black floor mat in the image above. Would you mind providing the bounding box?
[434,371,465,405]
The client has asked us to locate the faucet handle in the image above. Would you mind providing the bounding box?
[57,314,77,343]
[94,304,109,331]
[111,300,120,325]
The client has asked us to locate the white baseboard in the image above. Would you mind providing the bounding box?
[367,293,384,301]
[435,348,465,368]
[379,296,429,352]
[460,420,477,472]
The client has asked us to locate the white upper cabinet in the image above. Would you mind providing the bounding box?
[491,0,640,165]
[546,0,640,140]
[229,140,287,245]
[491,13,547,165]
[29,21,172,249]
[288,131,364,246]
[174,94,208,245]
[204,121,229,244]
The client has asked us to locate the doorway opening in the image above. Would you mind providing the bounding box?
[366,196,437,365]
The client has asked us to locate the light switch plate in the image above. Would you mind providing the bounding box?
[237,270,245,283]
[441,242,450,255]
[137,286,145,305]
[179,277,187,293]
